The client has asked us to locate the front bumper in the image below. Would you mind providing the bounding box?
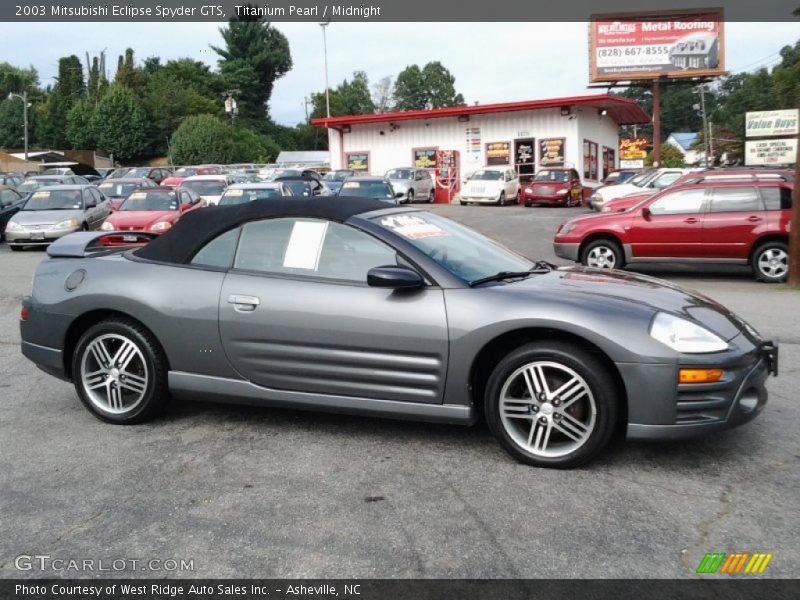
[6,227,78,246]
[460,195,501,204]
[553,241,580,262]
[622,337,776,441]
[524,193,569,205]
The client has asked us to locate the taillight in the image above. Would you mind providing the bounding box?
[20,306,29,321]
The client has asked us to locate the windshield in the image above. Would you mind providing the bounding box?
[174,168,197,177]
[23,189,83,210]
[220,188,283,205]
[282,181,312,196]
[339,181,395,199]
[323,171,350,182]
[106,168,131,179]
[470,170,503,181]
[119,191,178,211]
[386,169,413,180]
[534,170,569,182]
[18,179,61,193]
[181,180,226,196]
[375,212,533,283]
[98,182,140,197]
[628,170,657,187]
[651,171,683,189]
[125,168,150,178]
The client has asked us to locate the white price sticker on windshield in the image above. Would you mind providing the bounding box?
[128,192,146,200]
[225,189,243,197]
[282,221,328,270]
[31,191,50,199]
[380,215,449,240]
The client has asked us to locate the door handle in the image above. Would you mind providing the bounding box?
[684,217,699,224]
[746,215,762,222]
[227,294,260,312]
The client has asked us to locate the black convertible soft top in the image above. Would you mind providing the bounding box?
[134,196,394,264]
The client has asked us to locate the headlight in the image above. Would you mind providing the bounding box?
[149,221,172,231]
[558,223,577,235]
[590,194,602,202]
[557,189,568,195]
[100,221,114,231]
[5,221,24,231]
[650,312,729,353]
[54,218,79,229]
[524,187,533,194]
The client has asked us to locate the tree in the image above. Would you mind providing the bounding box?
[114,48,145,90]
[169,114,236,164]
[65,100,96,149]
[772,40,800,109]
[0,62,39,99]
[421,61,464,108]
[310,71,375,118]
[392,65,427,110]
[212,8,292,126]
[39,55,85,147]
[90,86,148,162]
[231,127,280,162]
[0,98,26,148]
[371,76,393,113]
[645,143,685,167]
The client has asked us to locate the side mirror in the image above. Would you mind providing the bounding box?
[367,266,424,289]
[641,206,651,218]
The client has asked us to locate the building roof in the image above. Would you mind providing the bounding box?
[275,151,330,165]
[667,132,700,151]
[311,94,651,128]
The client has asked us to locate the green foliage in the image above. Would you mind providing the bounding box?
[393,62,465,110]
[231,127,281,162]
[169,114,236,165]
[65,100,95,149]
[212,10,292,126]
[90,86,148,162]
[310,71,375,119]
[114,48,145,90]
[0,98,25,148]
[392,65,427,110]
[39,55,85,147]
[645,144,686,167]
[0,62,39,99]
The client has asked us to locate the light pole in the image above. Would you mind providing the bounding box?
[319,21,331,118]
[7,91,29,161]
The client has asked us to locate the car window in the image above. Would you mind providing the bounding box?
[233,218,397,283]
[761,186,793,211]
[648,188,706,215]
[651,172,683,189]
[90,187,103,204]
[190,228,241,269]
[709,187,762,213]
[1,189,18,207]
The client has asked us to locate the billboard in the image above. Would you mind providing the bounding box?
[745,138,797,166]
[590,9,725,82]
[619,137,650,160]
[745,109,799,138]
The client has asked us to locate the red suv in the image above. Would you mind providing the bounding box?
[553,180,793,282]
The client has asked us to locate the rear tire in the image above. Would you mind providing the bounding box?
[752,241,789,283]
[497,192,506,206]
[484,341,619,468]
[10,245,22,252]
[72,318,169,424]
[406,190,414,204]
[428,189,435,203]
[580,239,624,269]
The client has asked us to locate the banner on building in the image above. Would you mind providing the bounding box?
[413,148,437,168]
[486,142,511,166]
[539,138,566,166]
[345,152,370,171]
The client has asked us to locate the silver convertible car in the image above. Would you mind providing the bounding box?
[20,198,778,468]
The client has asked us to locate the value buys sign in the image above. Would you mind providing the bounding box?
[590,9,725,82]
[745,138,797,166]
[745,109,799,138]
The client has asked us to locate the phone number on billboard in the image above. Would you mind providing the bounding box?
[596,44,672,68]
[597,46,670,58]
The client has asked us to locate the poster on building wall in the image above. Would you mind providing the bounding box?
[346,152,369,172]
[745,138,797,166]
[745,109,799,138]
[486,142,511,166]
[413,148,437,168]
[619,137,650,160]
[590,9,725,82]
[514,139,535,165]
[466,127,481,154]
[539,138,566,166]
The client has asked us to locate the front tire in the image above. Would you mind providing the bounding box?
[9,245,22,252]
[72,319,169,424]
[752,241,788,283]
[428,189,435,203]
[497,192,506,206]
[406,190,414,204]
[484,341,619,468]
[580,238,624,269]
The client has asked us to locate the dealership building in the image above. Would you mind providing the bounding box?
[312,94,650,191]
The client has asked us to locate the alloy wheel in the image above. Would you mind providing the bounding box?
[757,248,788,280]
[586,245,617,268]
[80,333,149,415]
[499,361,597,458]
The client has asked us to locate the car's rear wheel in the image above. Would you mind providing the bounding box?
[72,319,169,424]
[406,190,414,203]
[497,192,506,206]
[485,341,618,468]
[428,189,435,203]
[581,239,624,269]
[752,241,789,283]
[9,245,22,252]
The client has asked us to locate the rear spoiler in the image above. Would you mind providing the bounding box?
[46,231,159,258]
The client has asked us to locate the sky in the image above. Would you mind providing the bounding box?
[1,21,798,125]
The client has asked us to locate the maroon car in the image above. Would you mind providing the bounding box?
[554,179,793,282]
[522,168,583,207]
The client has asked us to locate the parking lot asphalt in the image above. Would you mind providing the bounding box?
[1,204,798,579]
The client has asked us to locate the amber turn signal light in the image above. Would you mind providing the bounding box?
[679,368,724,384]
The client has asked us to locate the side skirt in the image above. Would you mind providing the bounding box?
[168,371,476,425]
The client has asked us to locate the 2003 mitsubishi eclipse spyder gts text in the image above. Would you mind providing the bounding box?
[20,197,778,468]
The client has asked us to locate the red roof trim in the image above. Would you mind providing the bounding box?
[311,94,650,127]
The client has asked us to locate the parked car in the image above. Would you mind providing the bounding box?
[274,175,331,197]
[179,175,233,205]
[337,177,401,203]
[0,174,23,189]
[42,167,75,175]
[162,166,221,188]
[5,185,112,250]
[100,187,204,234]
[460,167,520,205]
[588,168,689,211]
[554,180,793,282]
[97,178,158,210]
[522,168,583,207]
[17,175,90,196]
[20,198,777,468]
[104,168,133,180]
[124,167,173,185]
[322,170,356,194]
[602,170,640,186]
[385,167,436,203]
[94,168,117,179]
[261,168,323,183]
[0,186,26,239]
[219,183,293,206]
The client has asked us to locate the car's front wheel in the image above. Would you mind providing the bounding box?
[580,239,624,269]
[428,189,435,203]
[406,190,414,203]
[72,319,169,424]
[485,341,619,468]
[752,241,789,283]
[497,192,506,206]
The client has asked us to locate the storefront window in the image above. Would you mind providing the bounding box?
[486,142,511,166]
[583,140,598,181]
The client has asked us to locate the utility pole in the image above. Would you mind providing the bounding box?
[320,22,331,118]
[788,128,800,286]
[302,96,312,122]
[8,91,29,161]
[652,80,661,166]
[699,82,710,167]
